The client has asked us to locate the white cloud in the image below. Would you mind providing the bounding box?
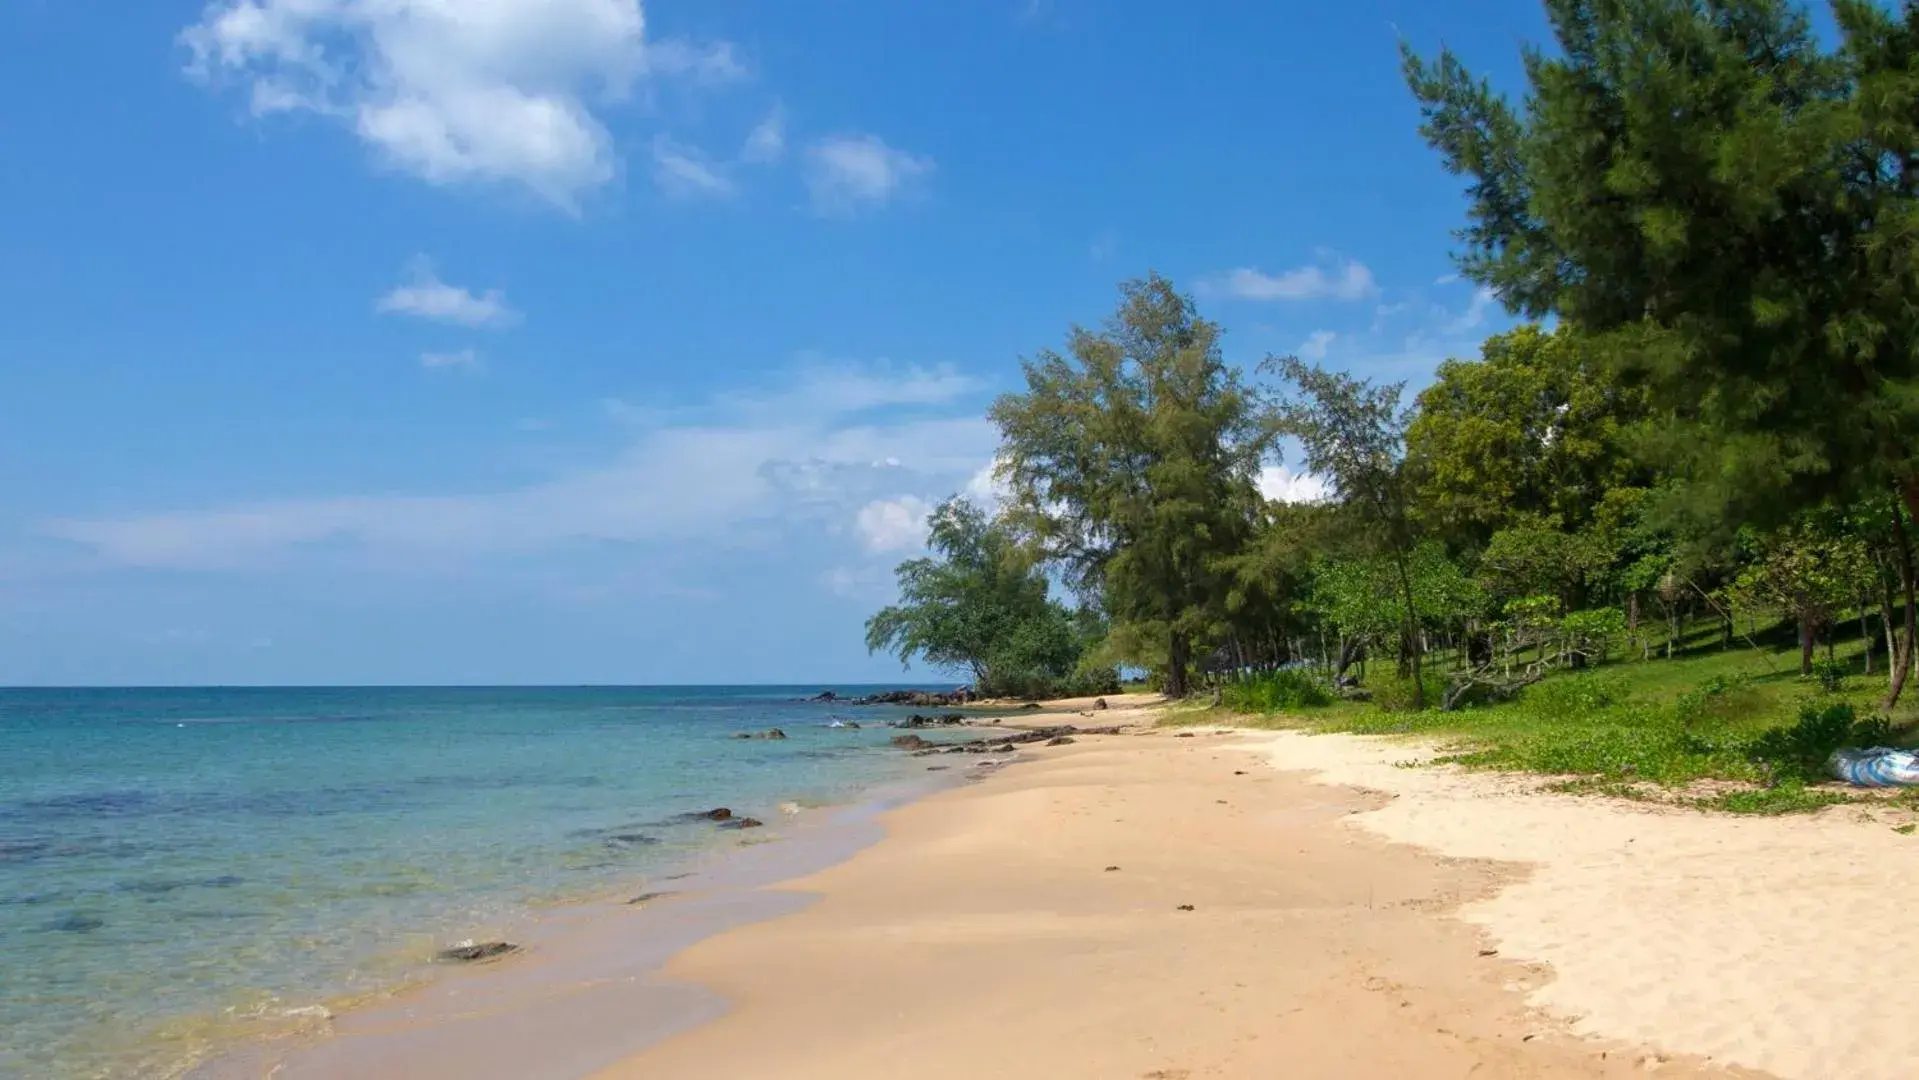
[421,348,481,371]
[803,134,932,213]
[963,458,1010,508]
[377,260,519,329]
[643,39,746,84]
[180,0,737,206]
[1296,330,1336,361]
[855,496,934,552]
[650,136,735,198]
[741,105,786,164]
[1257,465,1332,505]
[1447,286,1498,334]
[43,365,996,572]
[1210,260,1376,302]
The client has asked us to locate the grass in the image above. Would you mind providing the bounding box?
[1177,618,1919,816]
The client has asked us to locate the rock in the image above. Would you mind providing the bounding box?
[602,832,659,846]
[1337,687,1373,702]
[842,721,861,730]
[1046,736,1076,746]
[734,728,787,740]
[1093,697,1109,710]
[626,891,673,905]
[812,690,840,702]
[685,807,733,822]
[720,817,764,830]
[1104,865,1121,872]
[1174,732,1195,739]
[891,733,932,750]
[1175,905,1195,912]
[1019,702,1043,710]
[438,941,519,962]
[926,765,950,771]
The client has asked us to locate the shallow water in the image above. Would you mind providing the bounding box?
[0,686,939,1080]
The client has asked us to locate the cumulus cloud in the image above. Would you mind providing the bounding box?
[1257,465,1332,505]
[377,260,519,328]
[650,136,735,198]
[1296,330,1336,361]
[963,459,1010,508]
[741,105,786,163]
[803,134,932,213]
[855,496,934,552]
[42,365,995,572]
[180,0,736,206]
[1209,260,1376,302]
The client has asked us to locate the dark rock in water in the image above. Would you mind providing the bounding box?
[1046,736,1076,747]
[678,808,733,822]
[812,690,840,702]
[603,832,660,847]
[626,891,673,905]
[720,817,764,830]
[1019,702,1043,710]
[1093,697,1109,710]
[438,941,519,962]
[891,734,932,750]
[44,913,104,933]
[735,728,787,740]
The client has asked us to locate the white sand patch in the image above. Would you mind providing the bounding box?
[1258,730,1919,1080]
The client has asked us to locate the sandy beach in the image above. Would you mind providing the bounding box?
[225,697,1919,1080]
[586,700,1777,1080]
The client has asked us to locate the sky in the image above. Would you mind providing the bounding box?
[0,0,1541,686]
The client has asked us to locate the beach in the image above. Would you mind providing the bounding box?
[178,696,1919,1080]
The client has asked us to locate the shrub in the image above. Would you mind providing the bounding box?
[1747,700,1892,782]
[1371,672,1449,712]
[1220,667,1333,712]
[1808,657,1846,694]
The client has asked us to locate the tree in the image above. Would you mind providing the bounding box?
[1403,0,1919,703]
[865,499,1082,695]
[990,274,1274,697]
[1406,324,1648,547]
[1729,515,1876,675]
[1270,358,1430,707]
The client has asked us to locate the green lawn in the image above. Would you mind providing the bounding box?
[1173,618,1919,815]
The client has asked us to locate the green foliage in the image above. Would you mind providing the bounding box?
[1371,672,1449,713]
[865,499,1084,697]
[1747,701,1892,782]
[1221,668,1333,713]
[1406,325,1649,546]
[1809,657,1848,694]
[990,274,1276,697]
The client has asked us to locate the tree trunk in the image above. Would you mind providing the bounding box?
[1798,615,1815,677]
[1626,592,1640,648]
[1390,549,1424,710]
[1167,630,1191,698]
[1886,489,1919,710]
[1863,606,1875,677]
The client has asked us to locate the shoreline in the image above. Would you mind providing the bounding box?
[185,729,1020,1080]
[182,695,1919,1079]
[585,701,1763,1079]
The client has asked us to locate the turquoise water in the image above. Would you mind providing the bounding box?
[0,686,939,1080]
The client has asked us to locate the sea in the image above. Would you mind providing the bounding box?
[0,685,952,1080]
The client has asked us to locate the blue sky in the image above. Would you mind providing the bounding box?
[0,0,1536,686]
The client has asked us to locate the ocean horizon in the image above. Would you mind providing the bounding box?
[0,684,960,1080]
